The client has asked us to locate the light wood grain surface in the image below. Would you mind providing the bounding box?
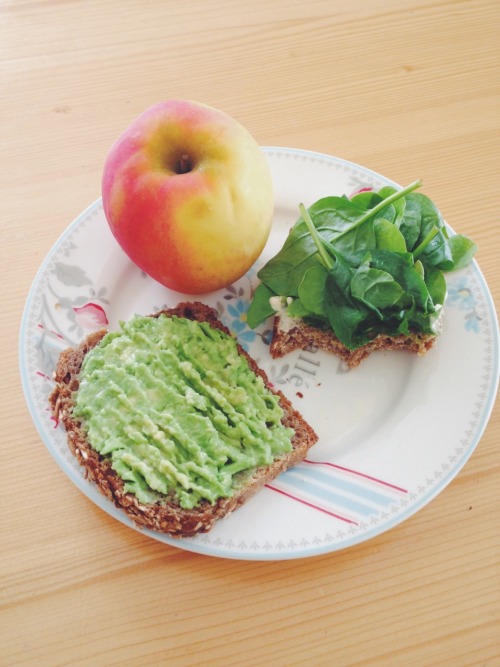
[2,1,499,665]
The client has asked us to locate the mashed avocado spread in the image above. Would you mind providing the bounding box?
[73,314,294,509]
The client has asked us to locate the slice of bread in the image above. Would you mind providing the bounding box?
[49,302,318,538]
[269,313,436,369]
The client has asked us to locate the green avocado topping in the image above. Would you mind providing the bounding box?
[73,314,293,509]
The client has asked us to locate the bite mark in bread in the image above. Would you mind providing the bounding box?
[269,313,436,368]
[49,302,318,537]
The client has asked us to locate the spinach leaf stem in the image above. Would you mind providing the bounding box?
[334,179,423,242]
[299,203,334,270]
[412,225,440,259]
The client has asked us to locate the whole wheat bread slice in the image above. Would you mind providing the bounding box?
[269,313,436,369]
[49,302,318,538]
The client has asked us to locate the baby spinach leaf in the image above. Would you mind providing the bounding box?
[419,231,454,271]
[374,218,407,253]
[246,283,277,329]
[308,196,366,235]
[331,218,376,253]
[350,191,382,210]
[257,230,319,296]
[398,197,422,251]
[373,204,397,225]
[287,298,317,320]
[350,262,405,316]
[354,249,430,313]
[298,264,329,317]
[423,264,447,308]
[324,257,373,349]
[414,259,425,279]
[447,234,478,271]
[406,193,455,270]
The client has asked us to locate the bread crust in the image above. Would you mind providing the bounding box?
[270,315,436,368]
[49,302,318,538]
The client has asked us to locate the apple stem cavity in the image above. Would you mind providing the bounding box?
[176,154,193,174]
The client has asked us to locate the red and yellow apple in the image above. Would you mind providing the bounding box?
[102,100,274,294]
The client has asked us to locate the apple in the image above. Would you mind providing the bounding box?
[102,99,274,294]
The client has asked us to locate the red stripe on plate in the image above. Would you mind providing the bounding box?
[37,323,65,339]
[265,483,358,525]
[303,459,407,494]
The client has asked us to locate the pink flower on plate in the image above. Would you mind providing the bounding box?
[350,186,373,197]
[73,302,109,330]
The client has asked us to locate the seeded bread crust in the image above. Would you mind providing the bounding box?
[270,315,436,368]
[49,302,318,538]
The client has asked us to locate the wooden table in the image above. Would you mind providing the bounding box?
[2,1,499,665]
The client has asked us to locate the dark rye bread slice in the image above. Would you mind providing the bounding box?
[269,314,436,369]
[49,302,318,538]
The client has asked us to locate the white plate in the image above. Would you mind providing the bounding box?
[20,147,499,560]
